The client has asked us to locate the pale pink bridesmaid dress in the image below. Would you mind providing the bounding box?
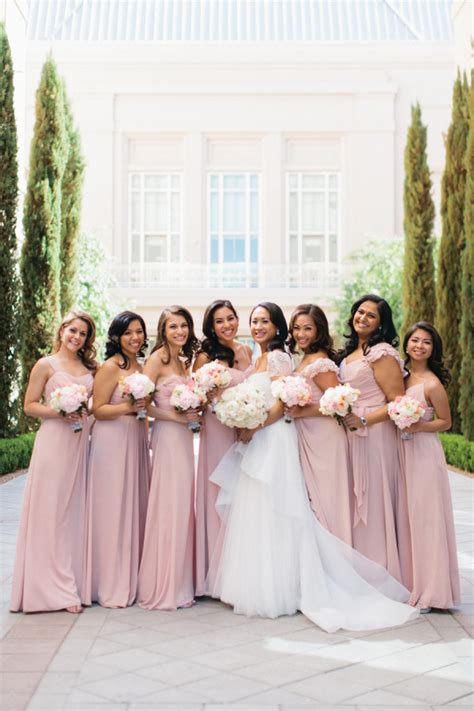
[340,343,407,582]
[82,384,150,607]
[295,358,353,545]
[11,357,93,612]
[195,365,254,596]
[138,375,195,610]
[399,382,460,609]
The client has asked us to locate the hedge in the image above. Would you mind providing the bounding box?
[0,433,36,476]
[439,432,474,473]
[0,431,472,477]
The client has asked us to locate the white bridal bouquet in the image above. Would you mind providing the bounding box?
[170,380,207,432]
[388,395,425,440]
[319,384,361,427]
[271,375,312,422]
[119,372,155,420]
[215,381,269,430]
[50,383,89,432]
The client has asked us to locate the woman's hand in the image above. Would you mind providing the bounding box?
[403,422,423,434]
[184,408,202,425]
[130,397,147,413]
[285,405,306,419]
[343,413,365,430]
[238,426,260,444]
[64,411,84,424]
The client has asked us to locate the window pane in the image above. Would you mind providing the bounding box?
[170,193,180,231]
[289,192,298,231]
[131,174,140,189]
[289,234,298,263]
[145,235,167,262]
[131,234,140,262]
[145,192,167,231]
[303,175,325,190]
[329,234,338,262]
[303,235,325,262]
[288,173,298,190]
[328,192,338,232]
[250,192,259,231]
[223,191,245,231]
[224,237,245,262]
[250,237,258,263]
[328,174,338,189]
[210,175,218,189]
[171,175,180,190]
[249,174,259,190]
[302,192,324,232]
[145,175,167,190]
[223,174,245,190]
[170,234,180,262]
[210,236,219,263]
[210,192,219,231]
[131,192,140,232]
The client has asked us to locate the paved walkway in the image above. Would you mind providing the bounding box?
[0,472,472,710]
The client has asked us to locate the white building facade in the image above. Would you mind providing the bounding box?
[7,1,468,330]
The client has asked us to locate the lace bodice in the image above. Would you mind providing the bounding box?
[267,350,292,377]
[340,343,404,408]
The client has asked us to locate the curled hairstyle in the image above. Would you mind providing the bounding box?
[104,311,148,369]
[250,302,288,352]
[54,310,97,372]
[288,304,336,361]
[336,294,399,364]
[152,305,199,368]
[200,300,239,367]
[403,321,451,387]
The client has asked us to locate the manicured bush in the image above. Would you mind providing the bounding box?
[0,433,36,476]
[439,432,474,473]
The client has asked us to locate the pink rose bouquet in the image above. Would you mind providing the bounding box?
[119,372,155,420]
[271,375,312,423]
[194,360,233,412]
[170,379,207,432]
[319,384,360,428]
[50,383,89,432]
[388,395,425,440]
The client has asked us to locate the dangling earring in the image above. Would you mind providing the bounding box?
[211,330,216,337]
[276,329,280,336]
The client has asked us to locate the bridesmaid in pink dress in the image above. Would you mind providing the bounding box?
[83,311,151,608]
[287,304,352,545]
[193,300,253,596]
[399,322,460,611]
[138,305,200,610]
[338,295,408,582]
[11,311,97,613]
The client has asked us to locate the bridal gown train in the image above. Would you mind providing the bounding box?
[207,351,418,634]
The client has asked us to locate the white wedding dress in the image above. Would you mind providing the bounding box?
[208,351,418,633]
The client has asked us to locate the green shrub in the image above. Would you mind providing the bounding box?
[439,432,474,473]
[0,433,36,476]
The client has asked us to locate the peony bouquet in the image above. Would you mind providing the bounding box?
[119,372,155,420]
[271,375,312,422]
[194,360,232,411]
[319,384,360,429]
[388,395,425,440]
[50,383,89,432]
[215,381,268,430]
[170,379,207,432]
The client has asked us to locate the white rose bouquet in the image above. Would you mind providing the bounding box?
[388,395,425,440]
[170,379,207,432]
[319,384,361,428]
[271,375,312,422]
[215,381,269,430]
[50,383,89,432]
[119,372,156,420]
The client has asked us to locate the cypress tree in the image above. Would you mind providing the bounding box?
[60,84,84,314]
[402,103,436,336]
[436,74,470,432]
[20,55,67,428]
[0,23,20,436]
[459,72,474,440]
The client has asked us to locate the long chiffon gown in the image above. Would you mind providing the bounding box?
[339,343,409,582]
[82,384,150,607]
[399,382,460,609]
[11,357,93,612]
[138,375,195,610]
[295,358,352,545]
[208,350,418,633]
[195,364,254,596]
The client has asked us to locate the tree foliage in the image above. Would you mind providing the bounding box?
[20,55,67,428]
[459,72,474,440]
[60,84,84,315]
[333,239,404,344]
[402,103,436,337]
[436,74,470,432]
[0,23,21,436]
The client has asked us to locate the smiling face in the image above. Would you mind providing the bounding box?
[213,306,239,344]
[291,314,317,353]
[120,319,145,358]
[250,306,277,349]
[164,314,190,350]
[406,328,433,363]
[60,318,89,354]
[353,300,381,340]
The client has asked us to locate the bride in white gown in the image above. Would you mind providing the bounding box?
[207,302,418,634]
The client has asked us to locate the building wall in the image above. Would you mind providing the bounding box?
[452,0,474,72]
